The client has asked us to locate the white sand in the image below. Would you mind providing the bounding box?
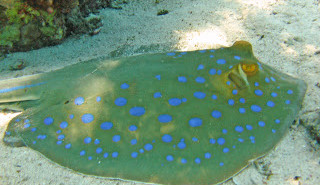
[0,0,320,184]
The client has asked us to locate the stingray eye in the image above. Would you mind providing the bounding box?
[241,63,258,76]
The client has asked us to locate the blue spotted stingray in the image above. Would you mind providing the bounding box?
[0,41,306,185]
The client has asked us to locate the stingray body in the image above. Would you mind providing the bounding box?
[1,41,306,185]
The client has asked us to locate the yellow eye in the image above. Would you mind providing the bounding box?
[241,63,259,76]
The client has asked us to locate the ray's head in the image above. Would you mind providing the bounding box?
[210,41,306,103]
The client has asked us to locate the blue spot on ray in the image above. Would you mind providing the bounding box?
[169,98,182,106]
[80,150,85,156]
[234,56,241,60]
[101,122,113,130]
[103,153,109,158]
[217,138,225,145]
[209,68,216,75]
[115,97,127,106]
[158,114,172,123]
[155,75,161,80]
[162,134,172,143]
[271,92,278,97]
[94,139,100,145]
[178,76,187,82]
[113,135,121,142]
[154,92,162,98]
[246,125,253,130]
[129,107,145,116]
[65,143,71,149]
[205,153,211,159]
[239,98,245,103]
[81,114,94,124]
[197,64,204,70]
[59,121,68,129]
[131,152,138,158]
[74,97,85,105]
[96,96,101,102]
[129,125,137,131]
[228,99,235,105]
[177,141,186,149]
[44,117,53,125]
[144,144,153,151]
[217,59,226,64]
[192,137,198,142]
[121,83,129,89]
[258,121,265,127]
[232,89,238,95]
[37,135,46,140]
[194,92,206,99]
[251,105,262,112]
[235,126,244,133]
[96,148,103,154]
[112,152,118,158]
[131,139,137,145]
[265,77,270,83]
[223,148,229,153]
[254,89,263,96]
[222,129,228,134]
[189,118,202,127]
[195,77,205,83]
[166,155,174,161]
[209,138,216,144]
[84,137,92,144]
[211,110,222,118]
[239,108,246,114]
[267,101,275,107]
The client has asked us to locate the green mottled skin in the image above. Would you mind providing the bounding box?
[1,41,306,185]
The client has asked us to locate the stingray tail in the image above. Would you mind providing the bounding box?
[0,74,46,111]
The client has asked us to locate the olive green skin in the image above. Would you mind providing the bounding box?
[1,41,306,185]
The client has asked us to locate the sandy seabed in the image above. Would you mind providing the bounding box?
[0,0,320,184]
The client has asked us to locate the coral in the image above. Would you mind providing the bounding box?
[0,0,16,9]
[0,0,65,51]
[9,59,26,70]
[5,2,41,24]
[157,9,169,16]
[0,0,111,53]
[0,24,20,47]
